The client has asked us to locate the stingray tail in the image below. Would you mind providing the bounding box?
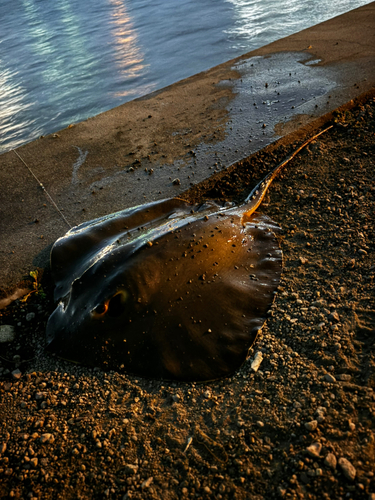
[241,125,333,220]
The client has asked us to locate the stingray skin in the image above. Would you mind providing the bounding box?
[46,193,282,381]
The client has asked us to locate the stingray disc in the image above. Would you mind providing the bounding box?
[46,197,282,381]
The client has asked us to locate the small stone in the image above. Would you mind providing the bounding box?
[277,486,286,496]
[306,442,322,458]
[324,374,336,383]
[0,324,16,343]
[251,351,263,372]
[328,311,340,323]
[11,369,22,380]
[124,464,138,475]
[172,178,181,185]
[141,477,153,489]
[299,256,308,265]
[338,457,356,480]
[256,421,264,428]
[26,312,35,321]
[0,443,6,454]
[304,420,318,431]
[172,394,180,403]
[30,458,38,468]
[336,374,351,381]
[203,390,211,399]
[348,420,356,431]
[40,433,54,444]
[315,406,327,416]
[324,453,337,469]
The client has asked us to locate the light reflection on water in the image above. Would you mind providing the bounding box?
[0,0,370,152]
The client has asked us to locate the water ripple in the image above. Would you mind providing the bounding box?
[0,0,370,153]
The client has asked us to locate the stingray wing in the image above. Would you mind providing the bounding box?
[47,197,282,381]
[94,212,282,381]
[50,198,196,301]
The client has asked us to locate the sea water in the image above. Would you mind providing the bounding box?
[0,0,369,152]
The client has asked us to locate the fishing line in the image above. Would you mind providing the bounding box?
[12,149,71,229]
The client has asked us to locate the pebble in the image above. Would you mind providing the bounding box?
[324,373,336,383]
[348,420,356,431]
[123,464,138,475]
[0,325,15,343]
[251,351,263,372]
[26,312,35,321]
[0,443,7,454]
[338,457,356,480]
[324,453,337,469]
[141,477,153,489]
[328,311,340,323]
[306,442,322,457]
[11,369,22,380]
[40,433,54,444]
[304,420,318,431]
[336,374,351,381]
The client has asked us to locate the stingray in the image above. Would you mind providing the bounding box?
[46,127,331,381]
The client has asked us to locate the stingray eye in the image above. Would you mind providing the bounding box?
[107,291,127,317]
[92,291,127,319]
[92,303,108,317]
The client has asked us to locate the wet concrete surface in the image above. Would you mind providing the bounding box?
[0,2,374,292]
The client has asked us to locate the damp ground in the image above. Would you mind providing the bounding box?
[0,97,374,500]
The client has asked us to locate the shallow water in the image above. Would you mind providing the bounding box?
[0,0,369,152]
